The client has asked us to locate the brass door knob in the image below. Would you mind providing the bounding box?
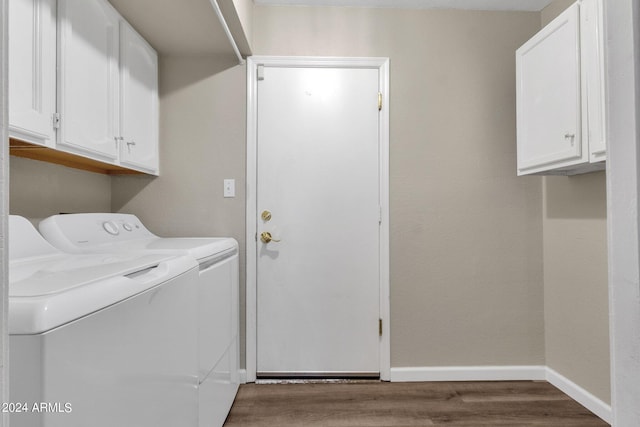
[260,231,280,244]
[261,210,272,221]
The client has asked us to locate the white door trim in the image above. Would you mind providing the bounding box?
[246,56,390,383]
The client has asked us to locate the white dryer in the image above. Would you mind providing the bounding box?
[9,215,199,427]
[39,213,240,427]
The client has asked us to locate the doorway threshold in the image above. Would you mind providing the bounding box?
[256,372,381,384]
[255,378,381,385]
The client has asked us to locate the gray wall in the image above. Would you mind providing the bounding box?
[7,4,610,406]
[75,7,546,370]
[108,6,546,370]
[541,0,611,404]
[10,157,111,220]
[112,56,246,238]
[111,55,248,359]
[231,0,253,47]
[254,6,546,368]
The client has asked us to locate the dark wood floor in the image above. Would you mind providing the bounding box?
[224,381,609,426]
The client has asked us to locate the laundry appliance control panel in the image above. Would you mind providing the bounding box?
[39,213,155,251]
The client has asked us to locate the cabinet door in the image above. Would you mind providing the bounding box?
[58,0,119,161]
[9,0,57,147]
[119,22,159,174]
[581,0,606,163]
[516,3,585,175]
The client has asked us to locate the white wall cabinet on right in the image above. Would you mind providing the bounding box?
[516,0,605,176]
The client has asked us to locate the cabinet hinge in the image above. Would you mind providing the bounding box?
[379,318,383,337]
[52,113,61,129]
[378,92,382,111]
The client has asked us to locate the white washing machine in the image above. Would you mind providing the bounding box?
[9,215,199,427]
[39,213,240,427]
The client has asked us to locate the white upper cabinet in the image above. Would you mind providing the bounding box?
[58,0,120,161]
[516,0,606,176]
[9,0,57,147]
[119,21,159,174]
[580,0,606,163]
[9,0,160,175]
[516,3,582,174]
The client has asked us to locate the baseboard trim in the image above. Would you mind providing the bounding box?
[390,365,546,382]
[239,369,247,384]
[390,365,611,424]
[545,367,612,424]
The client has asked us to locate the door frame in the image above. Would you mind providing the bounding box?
[245,56,390,383]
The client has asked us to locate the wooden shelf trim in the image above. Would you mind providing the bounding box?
[9,138,145,175]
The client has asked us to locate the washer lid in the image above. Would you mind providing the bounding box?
[9,215,198,335]
[128,237,238,262]
[10,254,197,335]
[10,251,177,297]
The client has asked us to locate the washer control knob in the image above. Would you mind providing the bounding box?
[123,223,133,232]
[103,221,120,236]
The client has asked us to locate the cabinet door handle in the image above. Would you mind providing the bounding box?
[564,133,575,146]
[127,141,136,153]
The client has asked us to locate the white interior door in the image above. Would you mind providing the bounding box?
[256,66,381,376]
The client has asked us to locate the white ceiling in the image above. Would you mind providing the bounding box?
[108,0,233,56]
[108,0,552,56]
[253,0,554,12]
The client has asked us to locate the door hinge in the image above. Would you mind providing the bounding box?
[378,92,382,111]
[379,206,382,225]
[257,65,265,81]
[52,113,61,129]
[379,318,383,337]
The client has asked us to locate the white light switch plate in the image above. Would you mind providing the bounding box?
[224,179,235,198]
